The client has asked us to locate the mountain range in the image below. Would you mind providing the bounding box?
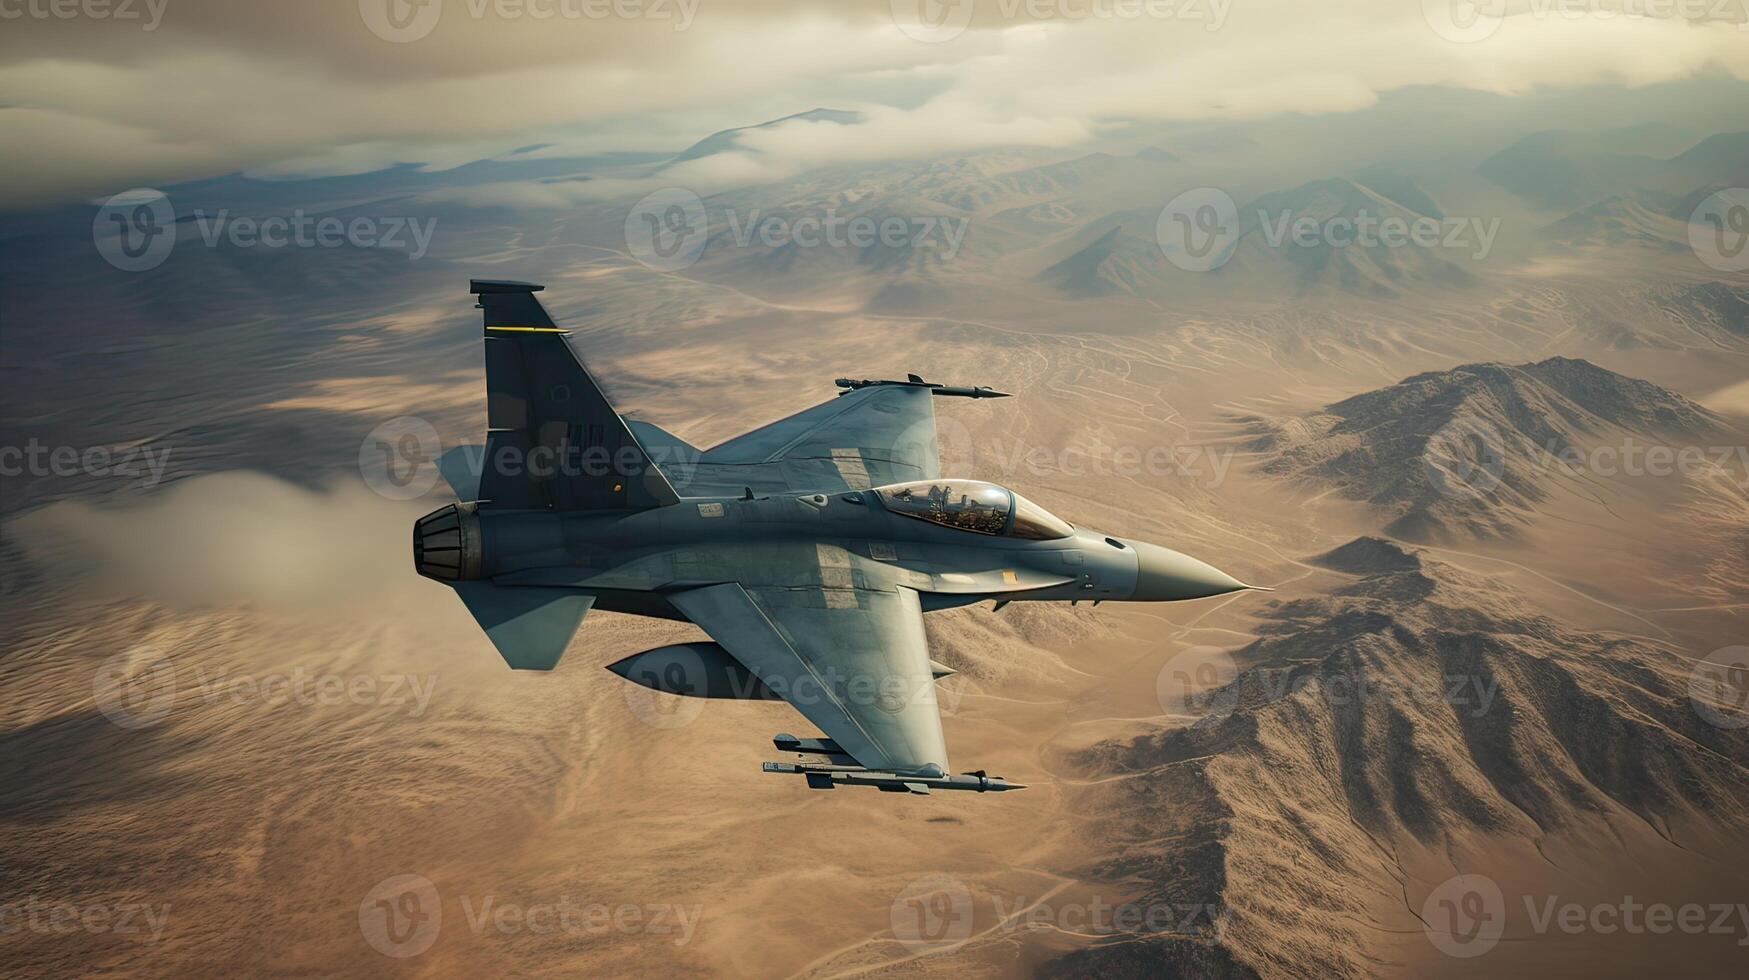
[1242,357,1726,542]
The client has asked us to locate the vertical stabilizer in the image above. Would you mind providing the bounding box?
[470,279,679,511]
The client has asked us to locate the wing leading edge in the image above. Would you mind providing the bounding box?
[656,383,941,497]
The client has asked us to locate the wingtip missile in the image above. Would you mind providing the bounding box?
[834,377,1012,399]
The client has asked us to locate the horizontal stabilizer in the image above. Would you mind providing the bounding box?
[624,420,700,459]
[453,582,593,670]
[438,444,485,500]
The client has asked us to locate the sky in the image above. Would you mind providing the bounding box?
[2,0,1748,210]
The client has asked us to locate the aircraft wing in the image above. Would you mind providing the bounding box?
[435,384,941,498]
[668,582,950,773]
[693,384,941,493]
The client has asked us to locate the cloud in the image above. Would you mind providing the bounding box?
[421,98,1093,208]
[9,471,434,611]
[2,1,1747,209]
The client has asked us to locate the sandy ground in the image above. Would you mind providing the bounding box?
[4,239,1748,978]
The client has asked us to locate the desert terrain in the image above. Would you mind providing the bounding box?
[4,90,1749,978]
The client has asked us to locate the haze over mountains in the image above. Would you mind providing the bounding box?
[3,78,1749,979]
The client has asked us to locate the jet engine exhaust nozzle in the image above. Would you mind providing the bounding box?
[414,502,483,582]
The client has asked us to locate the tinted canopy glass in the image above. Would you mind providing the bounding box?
[1009,492,1074,540]
[873,481,1072,539]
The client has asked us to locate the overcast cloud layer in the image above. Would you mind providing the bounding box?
[2,0,1747,209]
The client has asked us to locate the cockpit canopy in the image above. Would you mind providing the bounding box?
[872,480,1074,540]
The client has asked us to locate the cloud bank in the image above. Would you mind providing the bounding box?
[2,0,1747,209]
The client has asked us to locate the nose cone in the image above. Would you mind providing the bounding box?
[1124,540,1251,601]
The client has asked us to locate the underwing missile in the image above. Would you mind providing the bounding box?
[762,761,1026,794]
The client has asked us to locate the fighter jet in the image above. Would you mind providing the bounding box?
[415,280,1266,795]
